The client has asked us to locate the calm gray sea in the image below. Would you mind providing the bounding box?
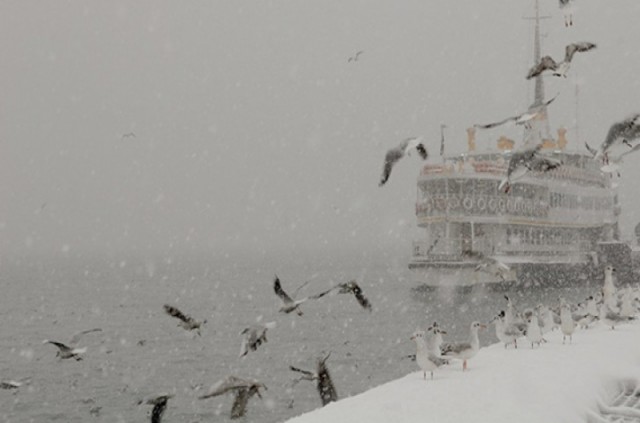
[0,255,598,422]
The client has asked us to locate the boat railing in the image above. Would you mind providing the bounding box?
[416,194,550,219]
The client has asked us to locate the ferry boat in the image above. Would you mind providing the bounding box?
[408,2,633,288]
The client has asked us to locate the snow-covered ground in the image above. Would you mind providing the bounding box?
[286,321,640,423]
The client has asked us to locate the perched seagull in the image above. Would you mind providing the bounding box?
[474,254,511,282]
[560,300,576,344]
[43,328,102,361]
[602,265,618,311]
[559,0,575,27]
[474,95,558,130]
[526,42,596,79]
[526,315,544,348]
[273,276,334,316]
[441,321,485,371]
[499,143,562,193]
[426,322,447,354]
[378,137,428,186]
[492,311,525,349]
[348,50,363,62]
[163,304,206,335]
[600,303,635,330]
[592,114,640,162]
[239,321,277,358]
[410,329,448,380]
[199,376,266,419]
[537,304,559,334]
[335,280,372,311]
[289,353,337,406]
[138,394,173,423]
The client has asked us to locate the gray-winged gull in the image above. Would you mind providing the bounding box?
[526,42,596,79]
[441,321,485,371]
[239,321,277,357]
[474,94,558,130]
[379,136,429,186]
[43,328,102,360]
[592,114,640,162]
[410,329,448,380]
[138,394,173,423]
[163,304,206,335]
[198,376,266,419]
[273,276,334,315]
[289,353,338,406]
[498,143,562,193]
[334,280,372,311]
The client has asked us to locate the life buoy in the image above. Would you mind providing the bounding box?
[476,197,486,211]
[463,197,473,210]
[488,198,497,212]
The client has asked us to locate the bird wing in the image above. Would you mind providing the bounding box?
[199,376,248,399]
[565,42,596,63]
[528,155,562,172]
[44,340,72,352]
[163,304,192,324]
[378,157,396,186]
[69,328,102,345]
[347,282,372,311]
[474,115,518,130]
[526,56,558,79]
[289,365,316,378]
[273,276,294,304]
[442,341,471,356]
[415,143,429,160]
[584,142,598,156]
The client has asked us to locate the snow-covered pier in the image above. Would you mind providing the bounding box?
[286,322,640,423]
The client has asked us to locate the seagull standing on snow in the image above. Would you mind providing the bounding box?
[273,276,334,316]
[526,42,596,79]
[499,143,562,193]
[592,114,640,162]
[491,311,525,349]
[526,315,544,348]
[602,265,618,311]
[199,376,266,419]
[239,321,277,357]
[600,302,635,330]
[138,394,173,423]
[43,328,102,361]
[474,94,558,130]
[410,329,448,380]
[378,137,428,186]
[441,321,485,371]
[163,304,206,335]
[290,353,338,406]
[560,300,576,344]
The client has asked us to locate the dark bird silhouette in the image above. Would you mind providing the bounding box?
[290,353,338,406]
[121,132,136,139]
[273,276,334,315]
[198,376,266,419]
[239,321,277,357]
[335,280,372,311]
[348,50,363,62]
[163,304,206,335]
[379,137,429,186]
[138,394,172,423]
[526,42,596,79]
[593,114,640,162]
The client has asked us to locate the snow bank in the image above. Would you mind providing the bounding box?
[286,322,640,423]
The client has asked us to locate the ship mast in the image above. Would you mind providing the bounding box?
[523,0,552,144]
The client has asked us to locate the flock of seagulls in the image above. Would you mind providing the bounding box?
[31,275,372,422]
[411,265,639,380]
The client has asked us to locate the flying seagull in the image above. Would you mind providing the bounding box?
[138,394,173,423]
[379,136,429,186]
[239,321,277,357]
[499,143,562,193]
[348,50,363,62]
[43,328,102,361]
[273,276,334,316]
[474,94,558,130]
[526,42,596,79]
[163,304,206,335]
[198,376,266,419]
[592,114,640,162]
[585,140,640,176]
[334,280,372,311]
[473,254,510,281]
[290,353,338,406]
[121,132,136,139]
[559,0,574,27]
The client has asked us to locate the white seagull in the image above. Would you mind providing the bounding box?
[600,302,635,330]
[526,315,544,348]
[526,42,596,79]
[492,311,525,349]
[199,376,266,419]
[239,321,277,357]
[163,304,206,335]
[441,321,485,371]
[273,276,334,316]
[560,300,576,344]
[410,329,448,380]
[43,328,102,361]
[289,353,338,406]
[499,143,562,193]
[379,137,429,186]
[474,94,558,130]
[592,114,640,162]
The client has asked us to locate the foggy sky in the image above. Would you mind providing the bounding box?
[2,1,640,262]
